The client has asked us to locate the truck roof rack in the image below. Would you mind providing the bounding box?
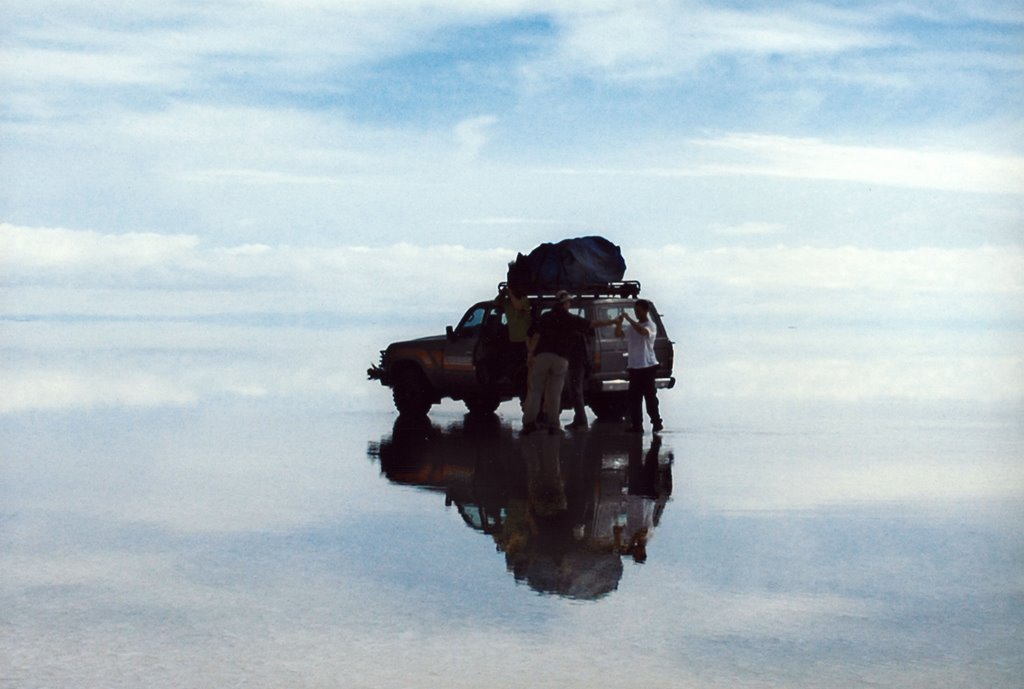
[498,281,641,299]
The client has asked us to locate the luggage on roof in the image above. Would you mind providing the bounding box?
[506,236,626,291]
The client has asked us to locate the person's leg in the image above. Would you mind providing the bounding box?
[542,354,569,430]
[627,368,643,429]
[522,354,550,427]
[642,366,661,428]
[570,359,588,426]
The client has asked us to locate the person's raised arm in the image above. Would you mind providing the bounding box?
[622,312,650,337]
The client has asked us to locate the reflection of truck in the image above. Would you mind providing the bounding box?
[367,415,674,599]
[367,281,675,418]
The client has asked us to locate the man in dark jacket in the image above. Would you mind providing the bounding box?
[521,290,618,435]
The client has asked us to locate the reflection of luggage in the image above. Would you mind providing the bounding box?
[507,237,626,291]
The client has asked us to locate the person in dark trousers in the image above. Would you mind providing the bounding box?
[566,327,591,430]
[619,299,664,433]
[522,291,618,435]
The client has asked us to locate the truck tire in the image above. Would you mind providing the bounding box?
[464,392,500,415]
[392,366,433,416]
[588,392,627,422]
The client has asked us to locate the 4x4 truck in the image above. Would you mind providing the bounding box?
[367,281,675,419]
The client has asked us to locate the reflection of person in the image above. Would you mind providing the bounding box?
[622,434,665,563]
[618,299,664,433]
[506,429,624,599]
[522,291,618,435]
[523,430,567,517]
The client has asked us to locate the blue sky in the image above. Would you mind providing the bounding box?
[2,1,1022,245]
[1,1,1023,332]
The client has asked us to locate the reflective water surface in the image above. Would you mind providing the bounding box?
[2,321,1023,688]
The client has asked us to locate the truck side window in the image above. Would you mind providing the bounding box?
[600,306,627,322]
[457,306,487,337]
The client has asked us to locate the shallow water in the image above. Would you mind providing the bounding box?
[2,320,1023,688]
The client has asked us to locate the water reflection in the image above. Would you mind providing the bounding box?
[368,415,673,600]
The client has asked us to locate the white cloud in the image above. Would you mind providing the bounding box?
[4,224,1022,319]
[0,369,198,413]
[692,355,1024,404]
[454,115,498,160]
[544,3,879,80]
[0,223,513,311]
[458,217,562,226]
[545,135,1024,195]
[0,0,954,107]
[694,134,1024,195]
[713,221,786,237]
[0,224,199,271]
[631,244,1024,294]
[4,224,1020,413]
[4,223,1020,288]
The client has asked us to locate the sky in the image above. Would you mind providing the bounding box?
[2,1,1022,248]
[1,1,1023,412]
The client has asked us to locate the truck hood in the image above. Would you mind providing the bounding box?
[386,334,446,349]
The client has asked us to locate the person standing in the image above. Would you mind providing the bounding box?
[496,285,532,383]
[619,299,664,433]
[522,291,617,435]
[565,328,591,430]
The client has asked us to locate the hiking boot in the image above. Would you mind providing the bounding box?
[652,420,664,433]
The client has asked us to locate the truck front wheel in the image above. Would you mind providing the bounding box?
[392,367,433,416]
[464,392,500,415]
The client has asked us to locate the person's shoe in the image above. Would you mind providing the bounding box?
[652,420,664,433]
[624,425,643,433]
[548,425,564,435]
[566,420,589,430]
[521,421,539,436]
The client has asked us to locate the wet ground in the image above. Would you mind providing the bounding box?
[2,321,1023,688]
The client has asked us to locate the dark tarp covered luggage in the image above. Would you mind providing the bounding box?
[507,236,626,291]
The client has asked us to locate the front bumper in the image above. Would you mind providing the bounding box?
[367,363,388,384]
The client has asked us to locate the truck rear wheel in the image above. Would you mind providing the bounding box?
[392,367,433,416]
[588,393,627,422]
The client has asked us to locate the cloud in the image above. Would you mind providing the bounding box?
[542,3,881,80]
[2,2,1021,253]
[543,135,1024,195]
[0,368,198,413]
[0,224,200,272]
[5,222,1021,294]
[630,244,1024,295]
[691,355,1024,404]
[454,115,498,160]
[458,217,562,226]
[713,221,786,237]
[4,224,1022,315]
[694,134,1024,195]
[5,1,1010,114]
[3,225,1020,413]
[0,223,514,312]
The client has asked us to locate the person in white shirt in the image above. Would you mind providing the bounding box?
[618,299,664,433]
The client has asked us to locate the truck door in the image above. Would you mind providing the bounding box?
[443,303,490,395]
